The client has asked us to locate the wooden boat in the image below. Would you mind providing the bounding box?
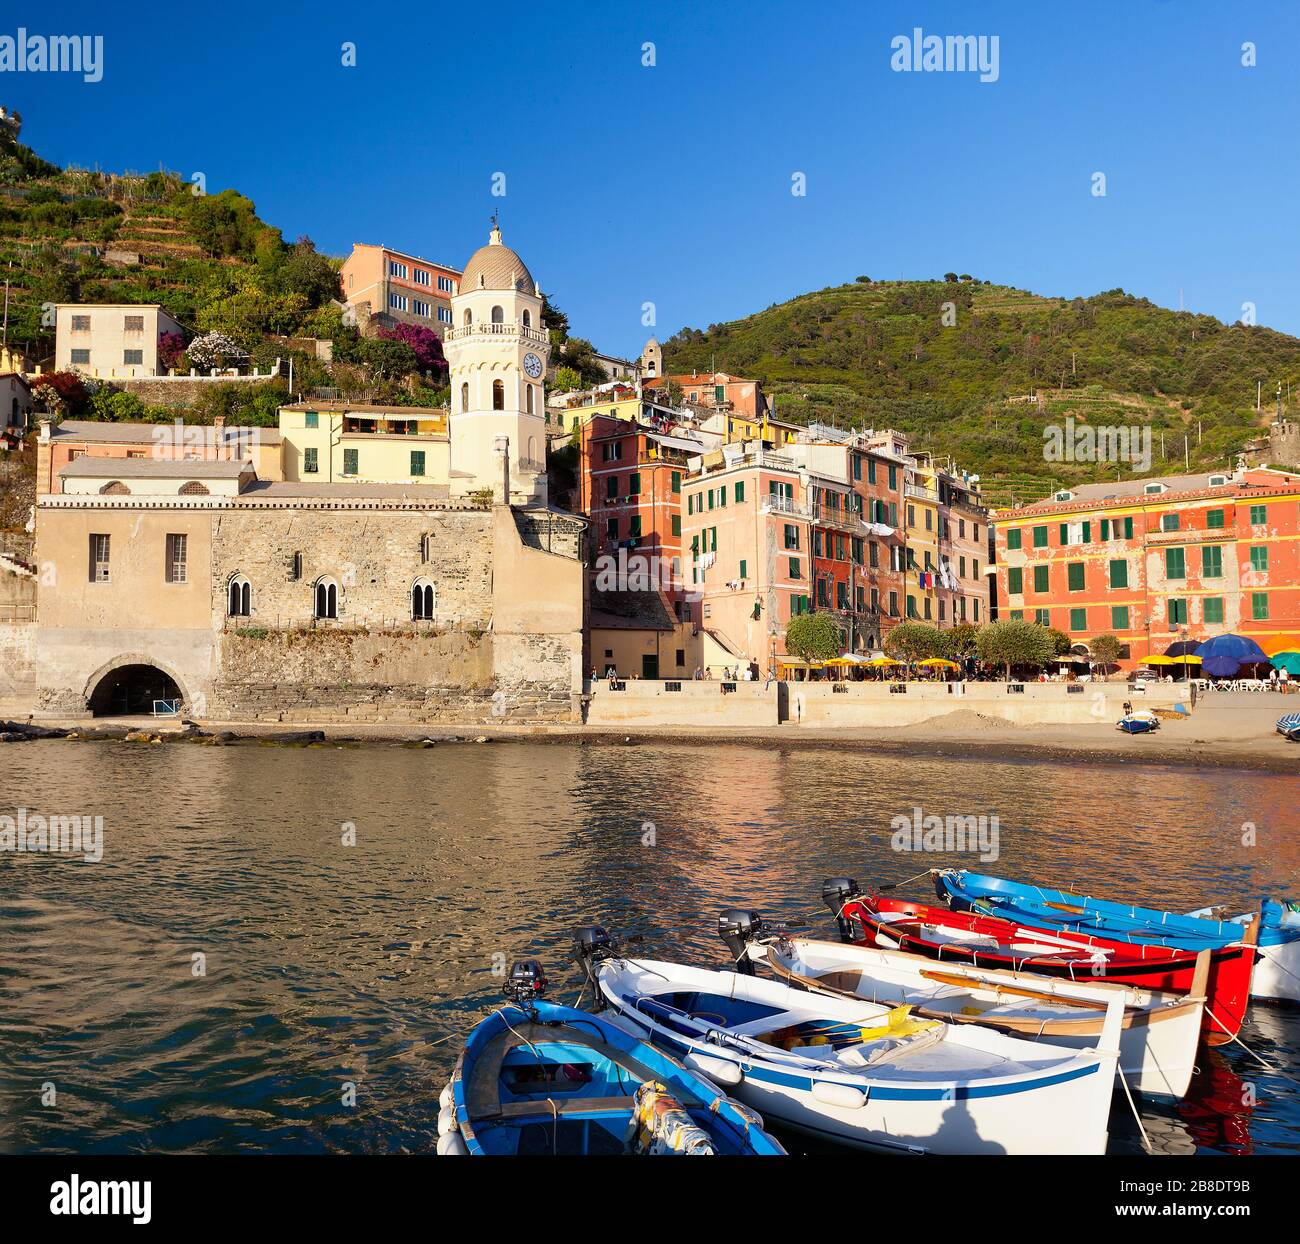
[437,961,785,1155]
[574,927,1124,1155]
[722,913,1204,1098]
[824,881,1256,1046]
[937,868,1297,1004]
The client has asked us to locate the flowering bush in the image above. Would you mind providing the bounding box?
[377,322,447,378]
[185,331,244,371]
[157,331,187,371]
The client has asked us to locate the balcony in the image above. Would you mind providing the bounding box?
[444,321,549,348]
[905,482,938,503]
[762,494,813,519]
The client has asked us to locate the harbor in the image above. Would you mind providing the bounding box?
[1,735,1296,1156]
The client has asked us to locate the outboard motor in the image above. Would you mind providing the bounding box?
[821,877,862,943]
[504,959,547,1010]
[570,925,614,1009]
[718,909,763,974]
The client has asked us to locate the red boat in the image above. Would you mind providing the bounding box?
[825,884,1257,1046]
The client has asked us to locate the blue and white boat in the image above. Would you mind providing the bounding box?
[574,926,1123,1155]
[1276,712,1300,741]
[1117,708,1160,733]
[437,961,784,1155]
[936,870,1300,1003]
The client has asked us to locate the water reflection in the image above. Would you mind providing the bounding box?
[0,739,1297,1153]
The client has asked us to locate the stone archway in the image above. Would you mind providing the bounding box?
[83,654,191,717]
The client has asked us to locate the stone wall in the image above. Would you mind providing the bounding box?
[0,621,36,709]
[117,375,281,411]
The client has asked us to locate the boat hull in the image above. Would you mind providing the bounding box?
[850,896,1254,1046]
[761,938,1203,1099]
[594,957,1119,1156]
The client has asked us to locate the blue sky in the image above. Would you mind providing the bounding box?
[7,1,1300,355]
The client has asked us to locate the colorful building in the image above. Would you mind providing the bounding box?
[340,242,460,337]
[993,467,1300,666]
[278,402,449,485]
[35,417,284,495]
[55,304,186,379]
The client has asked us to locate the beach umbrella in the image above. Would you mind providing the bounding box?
[917,658,960,669]
[1196,633,1270,678]
[1143,654,1175,665]
[1265,635,1300,657]
[862,656,900,668]
[1270,651,1300,676]
[1164,640,1201,658]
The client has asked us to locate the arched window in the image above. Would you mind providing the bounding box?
[463,309,472,326]
[492,380,505,410]
[99,481,129,495]
[646,359,656,375]
[179,481,210,496]
[461,382,470,412]
[411,578,435,621]
[491,305,504,324]
[228,574,251,617]
[314,578,338,620]
[522,309,531,328]
[527,436,537,465]
[526,385,534,415]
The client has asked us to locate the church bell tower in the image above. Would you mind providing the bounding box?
[444,222,549,505]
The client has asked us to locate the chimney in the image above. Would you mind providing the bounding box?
[38,419,52,442]
[494,434,510,505]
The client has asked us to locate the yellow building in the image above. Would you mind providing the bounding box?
[904,461,941,622]
[546,388,641,440]
[279,402,450,485]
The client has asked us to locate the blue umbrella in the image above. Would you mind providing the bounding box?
[1196,633,1270,678]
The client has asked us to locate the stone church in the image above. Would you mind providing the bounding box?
[24,228,589,724]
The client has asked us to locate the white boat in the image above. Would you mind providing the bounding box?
[739,920,1205,1098]
[1185,901,1300,1004]
[573,928,1124,1155]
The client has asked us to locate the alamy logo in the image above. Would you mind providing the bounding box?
[0,29,104,83]
[50,1176,151,1225]
[1043,416,1152,474]
[0,808,104,862]
[890,28,1000,83]
[890,805,1000,863]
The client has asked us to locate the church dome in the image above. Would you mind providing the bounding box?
[460,226,535,295]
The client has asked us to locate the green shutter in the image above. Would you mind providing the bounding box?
[1007,567,1023,594]
[1111,605,1129,629]
[1067,562,1085,591]
[1206,509,1224,529]
[1109,559,1128,588]
[1033,564,1049,592]
[1069,607,1087,632]
[1250,546,1268,572]
[1201,546,1222,577]
[1165,548,1185,579]
[1033,526,1048,548]
[739,559,747,579]
[1204,597,1224,624]
[1006,528,1022,550]
[1252,592,1269,620]
[734,481,744,502]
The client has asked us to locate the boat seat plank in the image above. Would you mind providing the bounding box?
[495,1095,637,1119]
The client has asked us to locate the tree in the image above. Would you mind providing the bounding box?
[975,620,1056,680]
[943,272,959,283]
[945,622,980,658]
[883,622,949,663]
[186,331,245,371]
[157,331,187,371]
[785,612,843,663]
[1046,627,1072,656]
[1089,634,1123,675]
[377,323,447,378]
[356,336,417,380]
[552,365,582,394]
[30,371,87,417]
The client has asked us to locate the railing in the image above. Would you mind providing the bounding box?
[443,321,549,348]
[762,494,813,519]
[905,483,939,502]
[0,603,35,623]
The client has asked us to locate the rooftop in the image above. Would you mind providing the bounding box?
[49,419,283,446]
[58,457,250,479]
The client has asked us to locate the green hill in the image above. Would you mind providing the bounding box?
[663,278,1300,508]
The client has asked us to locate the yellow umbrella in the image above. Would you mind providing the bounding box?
[917,658,960,669]
[863,656,900,668]
[823,657,856,666]
[1144,655,1175,666]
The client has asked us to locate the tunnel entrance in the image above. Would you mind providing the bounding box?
[88,664,184,717]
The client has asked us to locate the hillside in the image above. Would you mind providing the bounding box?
[663,278,1300,507]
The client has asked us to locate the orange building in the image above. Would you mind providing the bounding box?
[644,370,768,419]
[578,414,705,612]
[993,467,1300,667]
[340,243,460,337]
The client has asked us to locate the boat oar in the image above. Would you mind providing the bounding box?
[917,968,1111,1011]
